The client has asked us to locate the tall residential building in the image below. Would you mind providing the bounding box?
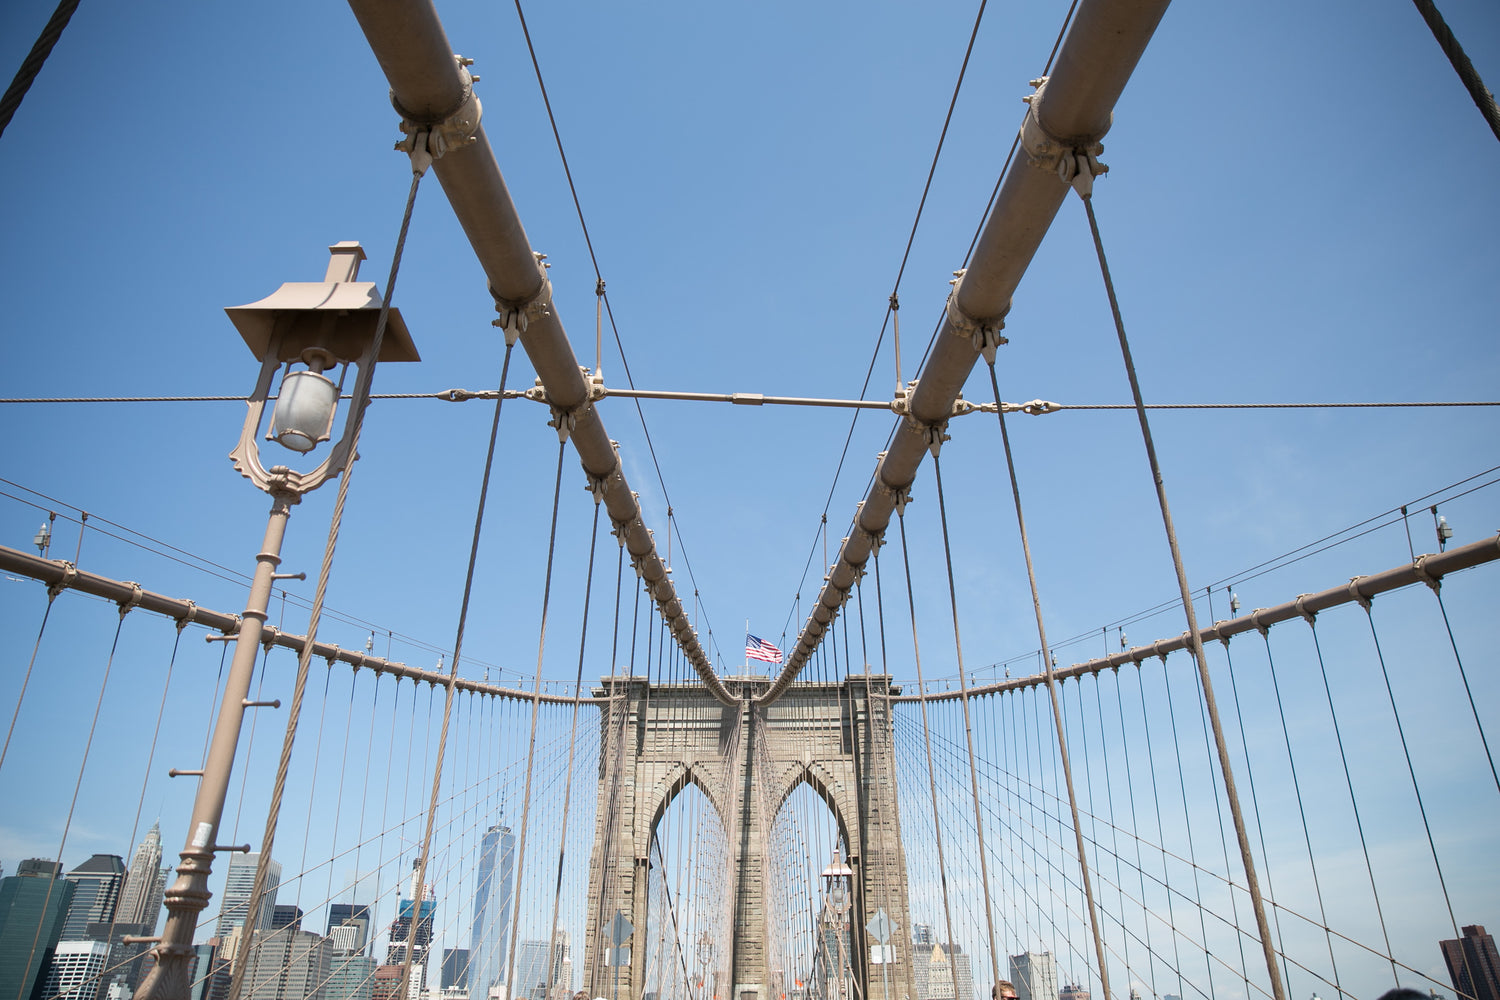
[60,855,126,940]
[118,822,170,931]
[468,824,516,1000]
[215,854,282,940]
[0,863,77,1000]
[1441,925,1500,1000]
[1009,952,1058,1000]
[37,939,110,1000]
[241,928,331,1000]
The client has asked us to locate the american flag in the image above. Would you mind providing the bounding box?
[745,633,783,665]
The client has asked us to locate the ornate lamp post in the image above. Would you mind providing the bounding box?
[821,850,854,1000]
[136,243,418,1000]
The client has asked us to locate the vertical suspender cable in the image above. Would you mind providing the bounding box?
[929,454,1003,988]
[504,441,570,992]
[544,500,602,999]
[1081,192,1284,1000]
[979,363,1113,998]
[400,337,520,1000]
[1360,603,1471,980]
[0,588,61,778]
[893,506,964,1000]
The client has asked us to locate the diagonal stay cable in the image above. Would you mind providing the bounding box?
[226,165,426,1000]
[510,0,720,665]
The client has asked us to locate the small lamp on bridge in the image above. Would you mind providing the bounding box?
[224,241,420,496]
[821,849,853,914]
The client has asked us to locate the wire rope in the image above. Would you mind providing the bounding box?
[980,357,1112,996]
[15,605,129,1000]
[1359,602,1463,983]
[1082,189,1285,1000]
[543,499,602,998]
[224,161,426,1000]
[0,584,59,778]
[929,454,1003,986]
[1258,630,1341,996]
[503,440,569,994]
[893,506,966,1000]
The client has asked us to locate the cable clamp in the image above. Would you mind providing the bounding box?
[1346,577,1372,611]
[1412,553,1442,592]
[490,264,553,346]
[1020,78,1110,199]
[904,413,951,456]
[176,600,199,632]
[1020,399,1061,416]
[584,470,610,504]
[1152,639,1169,662]
[945,270,1009,361]
[1294,594,1316,626]
[393,55,483,175]
[118,582,144,618]
[46,561,77,600]
[1250,609,1270,637]
[878,480,912,514]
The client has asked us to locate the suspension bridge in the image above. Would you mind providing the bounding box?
[0,4,1497,1000]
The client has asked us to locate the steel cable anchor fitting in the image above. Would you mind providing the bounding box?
[491,252,553,346]
[393,55,482,176]
[1020,77,1111,200]
[945,269,1009,361]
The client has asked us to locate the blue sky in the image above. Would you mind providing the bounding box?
[1,0,1497,997]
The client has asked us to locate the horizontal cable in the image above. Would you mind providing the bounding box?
[4,392,1496,411]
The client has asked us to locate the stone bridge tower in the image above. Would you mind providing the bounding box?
[583,675,916,1000]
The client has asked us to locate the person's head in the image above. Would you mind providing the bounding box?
[994,983,1019,1000]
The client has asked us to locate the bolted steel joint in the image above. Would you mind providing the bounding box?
[902,413,951,457]
[1020,78,1109,198]
[490,257,553,345]
[393,55,483,175]
[945,270,1009,360]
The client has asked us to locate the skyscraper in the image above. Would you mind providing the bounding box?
[241,928,331,1000]
[511,937,571,1000]
[468,824,516,1000]
[441,949,471,991]
[37,939,111,1000]
[59,855,126,940]
[0,862,77,1000]
[386,861,437,975]
[912,943,972,1000]
[1010,952,1058,1000]
[215,854,282,940]
[118,822,169,931]
[328,904,372,956]
[1441,925,1500,1000]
